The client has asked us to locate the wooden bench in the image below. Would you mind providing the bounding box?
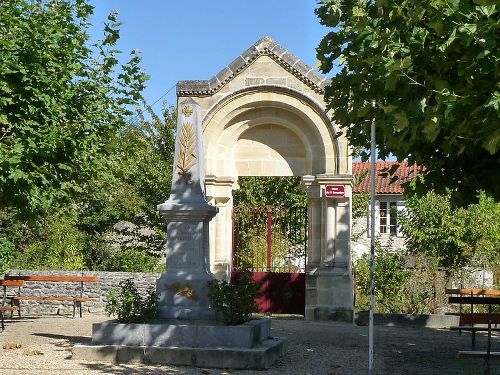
[2,274,97,320]
[446,288,500,369]
[1,280,22,331]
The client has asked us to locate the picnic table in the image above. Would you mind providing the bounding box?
[446,288,500,373]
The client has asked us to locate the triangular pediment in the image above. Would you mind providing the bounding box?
[177,36,330,96]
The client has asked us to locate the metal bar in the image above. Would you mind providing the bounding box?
[267,209,272,271]
[369,100,377,375]
[488,305,492,356]
[232,208,236,272]
[232,208,237,271]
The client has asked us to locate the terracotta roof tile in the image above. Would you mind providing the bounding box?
[353,161,419,194]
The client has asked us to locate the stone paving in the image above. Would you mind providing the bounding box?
[0,314,499,374]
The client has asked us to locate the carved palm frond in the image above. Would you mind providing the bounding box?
[176,122,197,176]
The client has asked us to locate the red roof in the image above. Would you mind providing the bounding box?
[353,161,419,194]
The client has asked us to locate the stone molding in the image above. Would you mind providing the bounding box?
[177,36,330,96]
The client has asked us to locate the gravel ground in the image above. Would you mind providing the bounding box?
[0,313,499,375]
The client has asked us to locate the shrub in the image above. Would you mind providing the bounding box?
[207,274,259,325]
[85,242,164,273]
[105,278,157,323]
[12,214,86,270]
[354,244,411,313]
[0,237,16,274]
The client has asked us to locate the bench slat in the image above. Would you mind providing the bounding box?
[450,313,500,325]
[0,306,19,311]
[446,288,500,297]
[10,296,93,302]
[448,296,500,305]
[459,351,500,359]
[450,326,500,331]
[5,275,96,283]
[0,280,25,287]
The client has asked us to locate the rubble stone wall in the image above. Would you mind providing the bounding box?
[4,270,161,315]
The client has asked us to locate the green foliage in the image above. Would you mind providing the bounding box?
[105,278,157,323]
[77,103,175,236]
[0,237,16,274]
[399,190,500,270]
[13,213,86,270]
[0,2,174,272]
[99,247,164,273]
[316,0,500,202]
[353,190,499,314]
[355,244,410,313]
[354,245,440,314]
[78,180,147,235]
[465,192,500,274]
[207,274,259,325]
[0,0,148,217]
[399,191,468,269]
[112,104,176,230]
[351,192,369,242]
[233,177,307,208]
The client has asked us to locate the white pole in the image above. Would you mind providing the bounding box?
[368,100,376,375]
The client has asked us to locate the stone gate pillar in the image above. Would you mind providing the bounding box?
[205,175,236,281]
[302,174,353,321]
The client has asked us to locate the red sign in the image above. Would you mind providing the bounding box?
[324,185,345,198]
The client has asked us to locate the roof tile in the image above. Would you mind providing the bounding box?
[353,161,419,194]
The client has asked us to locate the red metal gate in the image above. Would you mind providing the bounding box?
[232,206,307,315]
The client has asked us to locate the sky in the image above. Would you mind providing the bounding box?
[88,1,330,110]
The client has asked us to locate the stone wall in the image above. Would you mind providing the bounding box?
[4,270,161,315]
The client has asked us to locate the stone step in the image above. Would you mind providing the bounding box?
[72,338,287,370]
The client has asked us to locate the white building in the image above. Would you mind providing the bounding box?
[351,161,418,257]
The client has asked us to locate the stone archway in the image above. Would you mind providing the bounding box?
[176,37,354,321]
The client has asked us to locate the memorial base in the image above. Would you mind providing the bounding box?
[156,271,215,320]
[72,318,286,370]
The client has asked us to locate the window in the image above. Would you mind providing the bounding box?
[379,201,397,235]
[367,199,404,237]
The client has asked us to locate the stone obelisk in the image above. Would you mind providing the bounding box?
[156,98,218,320]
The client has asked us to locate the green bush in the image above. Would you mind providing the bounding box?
[90,246,164,273]
[354,245,411,313]
[13,214,86,270]
[105,278,157,323]
[354,245,445,314]
[0,237,16,274]
[115,248,164,273]
[207,274,259,325]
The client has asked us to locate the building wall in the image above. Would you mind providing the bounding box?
[351,194,407,258]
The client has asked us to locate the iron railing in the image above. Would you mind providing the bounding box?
[232,206,307,273]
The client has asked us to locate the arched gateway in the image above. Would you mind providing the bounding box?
[176,37,353,320]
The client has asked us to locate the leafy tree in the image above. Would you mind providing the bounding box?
[399,190,469,269]
[316,0,500,203]
[467,192,500,275]
[12,212,87,270]
[399,190,500,271]
[116,103,176,224]
[77,103,174,242]
[233,176,307,208]
[354,246,444,314]
[0,0,148,217]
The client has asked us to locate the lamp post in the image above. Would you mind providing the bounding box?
[368,99,376,375]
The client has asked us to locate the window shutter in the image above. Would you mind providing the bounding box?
[374,200,380,236]
[367,200,380,237]
[367,202,371,238]
[396,200,406,237]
